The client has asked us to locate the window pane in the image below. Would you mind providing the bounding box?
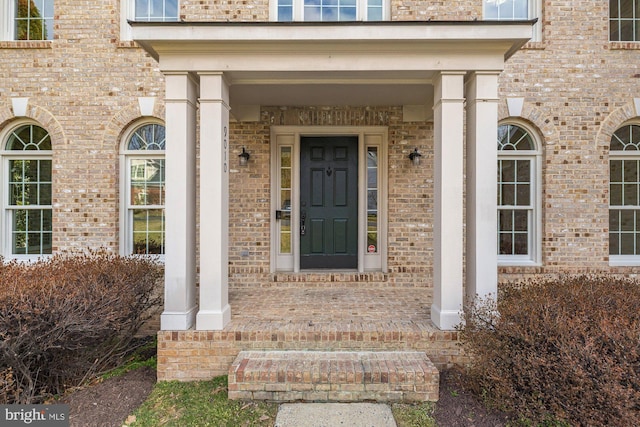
[611,19,620,41]
[499,233,512,255]
[611,124,640,151]
[499,209,513,230]
[281,168,291,188]
[134,0,178,21]
[367,190,377,210]
[128,124,166,150]
[611,159,623,183]
[132,209,165,254]
[516,183,530,206]
[501,184,515,205]
[486,0,528,20]
[611,183,623,206]
[610,209,620,231]
[500,159,515,182]
[621,209,635,231]
[621,232,635,254]
[130,159,165,206]
[513,232,528,255]
[6,125,51,150]
[278,6,293,21]
[620,19,634,40]
[609,231,620,255]
[12,209,52,254]
[611,0,620,17]
[624,181,639,205]
[514,210,529,232]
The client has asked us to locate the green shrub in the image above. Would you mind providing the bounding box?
[0,251,162,403]
[459,275,640,426]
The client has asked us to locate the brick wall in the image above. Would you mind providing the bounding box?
[1,0,640,321]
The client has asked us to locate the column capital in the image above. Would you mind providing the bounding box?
[198,72,230,106]
[434,72,465,103]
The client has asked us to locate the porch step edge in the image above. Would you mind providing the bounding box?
[228,350,439,403]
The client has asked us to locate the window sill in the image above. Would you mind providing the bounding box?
[609,258,640,267]
[608,42,640,50]
[0,40,52,49]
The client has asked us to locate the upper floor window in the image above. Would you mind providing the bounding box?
[484,0,528,20]
[1,123,52,257]
[0,0,54,41]
[274,0,387,22]
[609,124,640,263]
[120,122,166,257]
[497,122,541,265]
[484,0,541,41]
[610,0,640,41]
[134,0,178,22]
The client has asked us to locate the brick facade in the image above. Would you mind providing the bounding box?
[2,0,640,380]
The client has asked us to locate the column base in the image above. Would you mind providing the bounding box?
[430,304,462,331]
[161,306,198,330]
[196,304,232,330]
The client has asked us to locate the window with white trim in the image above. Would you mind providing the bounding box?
[497,123,541,264]
[133,0,178,22]
[120,123,166,256]
[1,123,52,256]
[484,0,542,41]
[609,124,640,262]
[120,0,178,40]
[610,0,640,41]
[0,0,54,41]
[273,0,388,21]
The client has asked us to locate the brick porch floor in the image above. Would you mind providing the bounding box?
[157,283,466,381]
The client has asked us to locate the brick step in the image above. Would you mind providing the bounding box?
[228,350,439,403]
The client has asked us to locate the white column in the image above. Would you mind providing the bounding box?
[431,72,465,330]
[161,72,198,330]
[196,72,232,330]
[466,72,499,302]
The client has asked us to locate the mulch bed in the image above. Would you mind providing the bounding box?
[57,367,156,427]
[433,368,513,427]
[58,366,510,427]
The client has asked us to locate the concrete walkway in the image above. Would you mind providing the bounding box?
[274,403,397,427]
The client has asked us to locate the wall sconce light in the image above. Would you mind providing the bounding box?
[408,148,422,166]
[239,147,250,166]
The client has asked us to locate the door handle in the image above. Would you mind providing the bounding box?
[300,209,306,236]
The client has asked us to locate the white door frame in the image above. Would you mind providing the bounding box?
[270,126,388,273]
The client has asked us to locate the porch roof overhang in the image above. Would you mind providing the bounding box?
[131,21,534,120]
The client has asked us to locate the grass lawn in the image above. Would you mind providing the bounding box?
[124,376,278,427]
[123,375,436,427]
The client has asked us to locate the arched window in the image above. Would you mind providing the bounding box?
[120,122,165,256]
[2,123,52,256]
[609,123,640,262]
[497,122,541,264]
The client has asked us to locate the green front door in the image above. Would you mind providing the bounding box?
[300,136,358,269]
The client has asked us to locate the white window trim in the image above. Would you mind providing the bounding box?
[119,120,166,261]
[269,0,390,22]
[0,121,53,261]
[270,126,388,273]
[120,0,134,41]
[0,0,14,41]
[609,147,640,265]
[497,121,542,266]
[120,0,180,41]
[483,0,542,42]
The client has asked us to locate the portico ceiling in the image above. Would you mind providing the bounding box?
[131,21,533,118]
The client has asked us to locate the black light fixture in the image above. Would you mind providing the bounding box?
[239,147,250,166]
[408,147,422,166]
